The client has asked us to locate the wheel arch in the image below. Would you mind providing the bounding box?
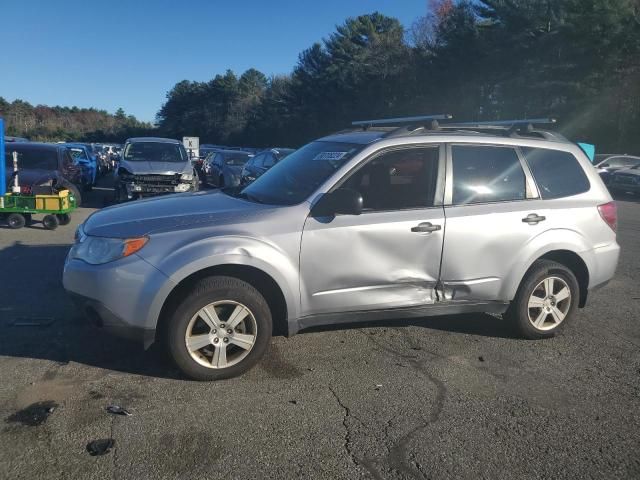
[510,249,590,308]
[156,264,290,343]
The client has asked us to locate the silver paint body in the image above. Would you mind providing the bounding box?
[63,133,620,344]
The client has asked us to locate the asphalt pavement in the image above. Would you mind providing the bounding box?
[0,179,638,479]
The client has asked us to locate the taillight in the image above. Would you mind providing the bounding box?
[598,201,617,232]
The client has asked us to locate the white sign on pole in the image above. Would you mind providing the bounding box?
[183,136,200,159]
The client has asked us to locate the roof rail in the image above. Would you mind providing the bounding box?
[445,118,556,128]
[352,114,452,129]
[440,118,558,139]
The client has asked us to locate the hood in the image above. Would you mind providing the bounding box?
[119,159,191,175]
[83,190,272,238]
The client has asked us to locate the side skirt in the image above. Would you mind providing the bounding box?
[292,301,509,334]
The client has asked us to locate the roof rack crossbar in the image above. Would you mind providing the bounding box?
[443,118,556,128]
[352,114,452,128]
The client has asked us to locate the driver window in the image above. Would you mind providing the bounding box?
[342,147,440,211]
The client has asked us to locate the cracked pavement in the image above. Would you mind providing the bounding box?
[0,182,639,479]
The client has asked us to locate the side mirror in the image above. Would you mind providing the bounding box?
[312,188,363,217]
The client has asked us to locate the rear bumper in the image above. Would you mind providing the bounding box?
[588,242,620,291]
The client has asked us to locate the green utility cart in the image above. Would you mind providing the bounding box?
[0,189,77,230]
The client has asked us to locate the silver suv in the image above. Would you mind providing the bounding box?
[63,117,620,380]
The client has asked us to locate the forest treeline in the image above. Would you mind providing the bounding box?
[0,99,153,142]
[158,0,640,152]
[2,1,639,152]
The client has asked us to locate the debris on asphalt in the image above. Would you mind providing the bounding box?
[5,401,58,427]
[374,384,383,390]
[288,400,298,405]
[478,356,485,362]
[411,346,422,351]
[106,405,131,416]
[86,438,115,456]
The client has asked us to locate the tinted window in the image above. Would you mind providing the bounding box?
[252,153,266,168]
[5,147,58,170]
[223,153,251,166]
[342,147,440,211]
[451,145,526,205]
[263,153,276,168]
[521,147,590,199]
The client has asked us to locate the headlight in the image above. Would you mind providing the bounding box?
[181,173,194,181]
[70,235,148,265]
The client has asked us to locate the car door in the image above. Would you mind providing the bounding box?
[299,145,446,317]
[209,154,222,185]
[439,143,544,303]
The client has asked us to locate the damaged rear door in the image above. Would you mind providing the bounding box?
[299,144,445,317]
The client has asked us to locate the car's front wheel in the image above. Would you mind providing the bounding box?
[505,260,579,339]
[164,276,272,381]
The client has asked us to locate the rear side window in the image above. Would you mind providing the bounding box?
[5,147,58,170]
[451,145,526,205]
[521,147,590,199]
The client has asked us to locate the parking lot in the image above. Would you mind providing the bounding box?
[0,178,639,480]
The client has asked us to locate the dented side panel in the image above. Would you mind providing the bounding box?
[299,208,445,317]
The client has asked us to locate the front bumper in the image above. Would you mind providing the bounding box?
[63,253,175,348]
[125,182,193,197]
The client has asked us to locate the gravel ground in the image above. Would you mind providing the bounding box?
[0,180,638,480]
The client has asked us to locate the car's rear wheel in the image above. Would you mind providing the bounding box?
[505,260,579,339]
[164,276,272,381]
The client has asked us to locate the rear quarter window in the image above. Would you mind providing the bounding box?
[521,147,590,199]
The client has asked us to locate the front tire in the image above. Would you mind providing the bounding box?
[59,180,82,207]
[505,260,579,339]
[164,276,272,381]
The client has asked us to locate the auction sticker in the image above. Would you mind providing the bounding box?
[313,151,348,161]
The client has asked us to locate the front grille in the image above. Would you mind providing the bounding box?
[133,174,181,186]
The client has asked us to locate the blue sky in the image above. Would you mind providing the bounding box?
[1,0,427,122]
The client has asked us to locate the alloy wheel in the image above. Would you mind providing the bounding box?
[527,276,572,331]
[184,300,257,369]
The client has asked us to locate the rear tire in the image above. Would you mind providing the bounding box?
[504,259,579,339]
[7,213,26,229]
[163,276,272,381]
[42,214,59,230]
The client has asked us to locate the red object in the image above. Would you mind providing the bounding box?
[598,201,617,232]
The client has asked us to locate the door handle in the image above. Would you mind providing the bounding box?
[522,213,546,224]
[411,222,441,233]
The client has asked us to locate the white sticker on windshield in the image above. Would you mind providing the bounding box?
[313,151,348,161]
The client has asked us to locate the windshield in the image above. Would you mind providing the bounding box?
[68,148,88,160]
[123,142,186,163]
[238,141,364,205]
[224,153,251,166]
